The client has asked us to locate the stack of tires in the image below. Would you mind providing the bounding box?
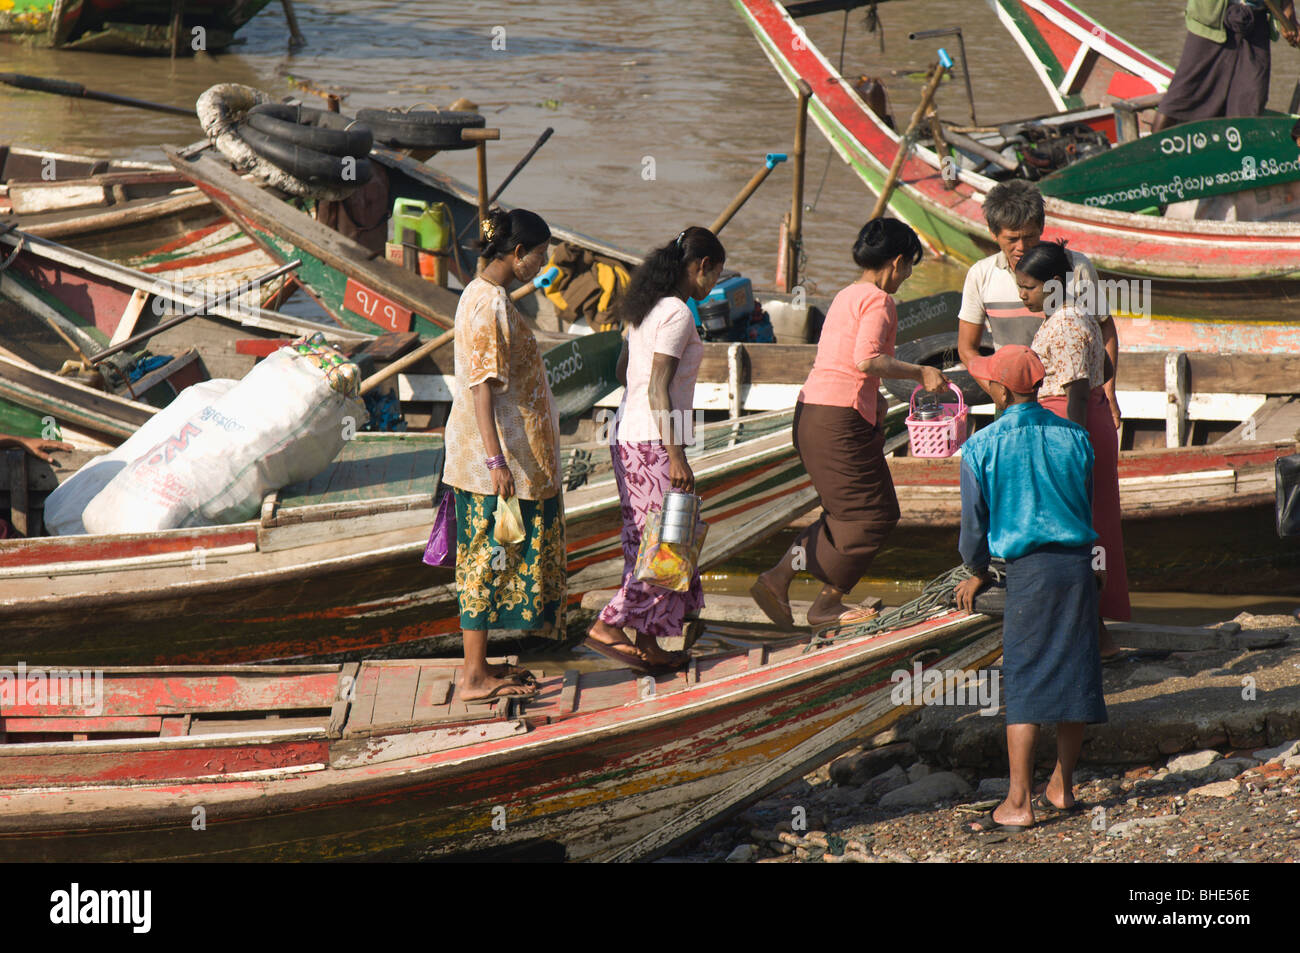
[241,103,375,195]
[357,108,485,151]
[197,84,487,200]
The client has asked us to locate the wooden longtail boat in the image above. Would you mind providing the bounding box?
[0,411,815,666]
[163,143,965,348]
[0,0,273,53]
[0,225,355,376]
[732,0,1300,347]
[1,145,214,251]
[0,588,1001,861]
[988,0,1171,112]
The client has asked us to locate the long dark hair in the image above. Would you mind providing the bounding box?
[618,226,726,328]
[1015,239,1071,290]
[852,217,923,269]
[475,207,551,261]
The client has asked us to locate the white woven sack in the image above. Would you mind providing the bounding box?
[82,348,365,533]
[44,380,238,536]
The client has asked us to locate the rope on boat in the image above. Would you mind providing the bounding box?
[804,562,1005,652]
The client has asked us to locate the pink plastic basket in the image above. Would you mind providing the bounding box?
[905,383,969,458]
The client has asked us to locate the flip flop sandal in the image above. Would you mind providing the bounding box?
[460,681,540,704]
[582,636,657,674]
[646,650,691,676]
[498,665,538,685]
[809,604,879,635]
[749,580,796,630]
[967,810,1032,835]
[1032,794,1085,815]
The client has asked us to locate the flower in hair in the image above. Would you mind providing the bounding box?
[482,216,499,242]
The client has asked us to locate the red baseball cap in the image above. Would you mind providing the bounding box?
[967,345,1045,395]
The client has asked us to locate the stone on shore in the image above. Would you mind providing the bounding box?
[828,741,916,786]
[976,777,1010,797]
[1107,815,1179,837]
[1166,750,1220,773]
[1189,780,1240,798]
[859,764,909,802]
[1255,739,1300,763]
[726,844,757,863]
[878,771,972,809]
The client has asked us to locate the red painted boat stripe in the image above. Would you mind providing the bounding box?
[142,219,230,257]
[140,242,261,274]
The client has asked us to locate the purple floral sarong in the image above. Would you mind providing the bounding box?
[598,440,704,640]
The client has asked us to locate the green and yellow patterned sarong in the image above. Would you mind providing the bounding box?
[453,489,566,635]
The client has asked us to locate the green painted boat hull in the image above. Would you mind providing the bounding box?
[1040,116,1300,212]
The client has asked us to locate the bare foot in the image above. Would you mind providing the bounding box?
[459,673,537,702]
[992,799,1034,829]
[586,620,653,667]
[633,634,688,670]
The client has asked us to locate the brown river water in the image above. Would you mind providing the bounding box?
[2,1,1297,614]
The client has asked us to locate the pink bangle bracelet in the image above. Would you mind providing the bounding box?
[486,454,507,470]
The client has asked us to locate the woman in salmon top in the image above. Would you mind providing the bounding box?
[752,218,949,631]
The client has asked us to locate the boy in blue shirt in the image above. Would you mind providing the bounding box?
[954,346,1107,834]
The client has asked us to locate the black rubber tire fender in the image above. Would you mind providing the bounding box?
[883,332,994,407]
[355,108,485,150]
[238,122,374,189]
[246,103,374,158]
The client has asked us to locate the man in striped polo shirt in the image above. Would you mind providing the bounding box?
[956,180,1121,429]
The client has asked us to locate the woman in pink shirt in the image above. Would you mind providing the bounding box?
[587,226,725,673]
[752,219,948,631]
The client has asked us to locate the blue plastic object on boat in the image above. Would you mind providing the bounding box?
[686,274,755,330]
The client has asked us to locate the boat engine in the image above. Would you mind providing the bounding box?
[688,275,775,343]
[1003,122,1110,180]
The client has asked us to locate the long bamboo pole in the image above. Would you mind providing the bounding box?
[786,79,812,292]
[869,53,951,221]
[710,154,788,235]
[359,332,454,395]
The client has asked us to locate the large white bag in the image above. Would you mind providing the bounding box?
[82,343,366,533]
[44,379,238,536]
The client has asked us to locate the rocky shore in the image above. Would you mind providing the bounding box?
[665,612,1300,863]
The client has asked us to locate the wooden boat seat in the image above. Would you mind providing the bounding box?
[0,664,341,744]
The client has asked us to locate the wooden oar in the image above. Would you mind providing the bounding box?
[359,332,454,395]
[869,50,952,220]
[710,153,788,235]
[0,73,194,117]
[88,260,303,365]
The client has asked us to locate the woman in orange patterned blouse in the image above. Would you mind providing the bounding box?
[443,208,564,702]
[1016,240,1131,637]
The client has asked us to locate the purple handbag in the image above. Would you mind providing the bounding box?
[422,490,456,567]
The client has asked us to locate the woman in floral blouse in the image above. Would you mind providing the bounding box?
[1015,240,1131,628]
[443,208,564,701]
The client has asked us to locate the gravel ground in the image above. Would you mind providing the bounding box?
[666,612,1300,864]
[666,746,1300,864]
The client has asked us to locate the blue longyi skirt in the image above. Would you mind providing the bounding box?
[1001,544,1107,725]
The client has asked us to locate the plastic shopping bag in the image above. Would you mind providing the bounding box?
[633,507,708,592]
[422,490,456,566]
[494,494,526,545]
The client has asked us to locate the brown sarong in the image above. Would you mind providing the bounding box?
[791,401,900,592]
[1158,10,1271,121]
